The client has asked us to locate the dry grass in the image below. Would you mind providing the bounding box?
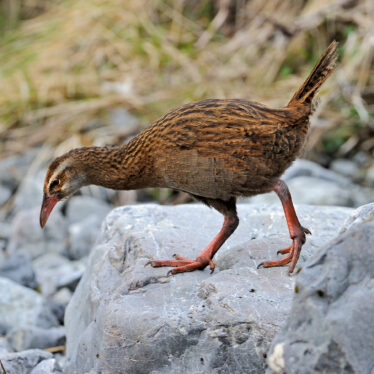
[0,0,373,160]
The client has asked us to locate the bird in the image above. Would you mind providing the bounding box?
[40,41,338,275]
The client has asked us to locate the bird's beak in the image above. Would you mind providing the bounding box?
[40,194,59,228]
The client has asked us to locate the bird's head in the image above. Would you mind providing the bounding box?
[40,152,87,228]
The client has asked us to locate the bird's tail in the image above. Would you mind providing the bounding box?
[287,41,338,107]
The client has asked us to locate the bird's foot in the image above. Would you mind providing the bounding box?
[146,253,215,276]
[257,226,311,273]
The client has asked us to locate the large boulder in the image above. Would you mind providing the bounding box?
[65,203,351,374]
[267,209,374,374]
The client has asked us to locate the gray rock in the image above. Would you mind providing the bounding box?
[365,164,374,187]
[30,358,63,374]
[13,170,46,213]
[246,159,374,207]
[51,288,73,307]
[267,219,374,374]
[7,326,65,352]
[0,251,37,288]
[33,253,85,296]
[48,288,74,324]
[330,158,362,180]
[8,207,68,259]
[0,246,5,266]
[66,196,112,225]
[66,196,111,259]
[0,349,52,374]
[339,202,374,234]
[0,184,11,206]
[0,277,59,333]
[0,148,39,191]
[0,337,13,355]
[0,221,11,241]
[65,204,351,374]
[283,159,351,185]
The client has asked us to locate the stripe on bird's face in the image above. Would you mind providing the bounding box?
[45,159,71,194]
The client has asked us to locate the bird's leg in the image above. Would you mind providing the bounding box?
[148,198,239,275]
[258,179,311,273]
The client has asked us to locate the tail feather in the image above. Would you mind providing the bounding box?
[288,41,338,107]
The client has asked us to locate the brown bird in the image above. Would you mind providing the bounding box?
[40,41,338,275]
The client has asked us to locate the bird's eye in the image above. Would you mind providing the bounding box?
[50,179,60,189]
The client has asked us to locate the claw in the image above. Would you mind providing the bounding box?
[209,259,215,274]
[167,269,174,277]
[257,262,264,269]
[144,260,153,268]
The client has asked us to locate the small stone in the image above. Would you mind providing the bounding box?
[330,158,361,180]
[12,170,45,213]
[51,287,73,307]
[283,159,351,186]
[66,196,111,225]
[66,196,111,259]
[0,185,11,206]
[48,288,74,323]
[7,326,65,351]
[248,176,353,206]
[0,148,39,191]
[0,251,37,288]
[0,336,13,355]
[0,349,52,374]
[30,358,63,374]
[8,207,68,259]
[365,164,374,187]
[246,159,374,207]
[0,277,59,333]
[33,253,85,296]
[0,221,11,240]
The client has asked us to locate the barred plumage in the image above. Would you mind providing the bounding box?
[41,42,338,274]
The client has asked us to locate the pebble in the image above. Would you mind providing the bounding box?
[0,277,59,333]
[6,326,65,352]
[33,253,85,296]
[0,251,37,289]
[8,207,68,260]
[0,349,53,374]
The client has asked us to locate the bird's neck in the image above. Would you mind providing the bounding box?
[73,143,156,190]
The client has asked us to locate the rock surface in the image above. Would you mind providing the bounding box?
[65,203,352,374]
[7,326,65,352]
[0,251,37,289]
[8,207,68,259]
[66,196,112,260]
[246,159,374,207]
[0,349,53,374]
[33,253,85,296]
[0,277,59,333]
[267,219,374,374]
[30,358,63,374]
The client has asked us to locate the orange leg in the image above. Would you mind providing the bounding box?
[258,179,311,273]
[147,214,239,276]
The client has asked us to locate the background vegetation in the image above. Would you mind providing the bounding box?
[0,0,373,167]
